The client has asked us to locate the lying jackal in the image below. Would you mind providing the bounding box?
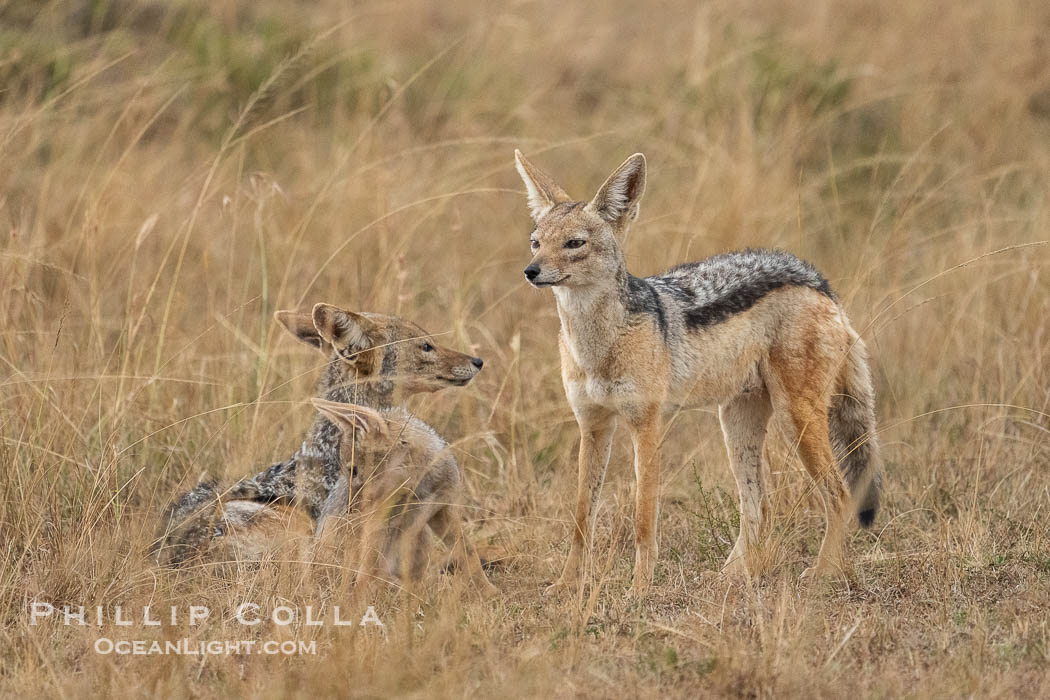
[225,301,484,518]
[154,399,495,596]
[514,150,881,595]
[153,302,484,563]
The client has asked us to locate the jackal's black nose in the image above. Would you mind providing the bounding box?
[471,357,484,369]
[524,264,540,281]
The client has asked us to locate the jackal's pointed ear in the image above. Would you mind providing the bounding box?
[274,309,327,353]
[514,149,571,222]
[312,399,388,436]
[311,303,376,353]
[589,153,646,225]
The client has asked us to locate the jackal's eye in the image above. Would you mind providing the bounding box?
[530,239,539,251]
[565,239,586,249]
[421,342,434,353]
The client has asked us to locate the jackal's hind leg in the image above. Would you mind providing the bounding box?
[766,325,855,580]
[783,401,852,580]
[718,387,772,577]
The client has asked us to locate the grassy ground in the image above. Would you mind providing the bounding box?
[3,0,1050,696]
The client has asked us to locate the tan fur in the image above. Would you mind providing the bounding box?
[155,303,486,565]
[155,495,315,569]
[275,302,484,402]
[312,399,497,596]
[515,150,880,595]
[157,399,496,597]
[218,302,485,518]
[206,502,315,564]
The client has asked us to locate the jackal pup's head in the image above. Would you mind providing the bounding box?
[515,150,646,289]
[275,303,483,393]
[311,398,444,472]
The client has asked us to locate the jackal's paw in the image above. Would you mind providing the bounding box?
[544,561,582,596]
[720,553,749,578]
[799,563,841,585]
[628,577,651,601]
[800,562,855,586]
[798,565,822,582]
[543,579,573,597]
[696,569,724,586]
[475,580,499,599]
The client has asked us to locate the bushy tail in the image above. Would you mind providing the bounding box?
[828,330,882,529]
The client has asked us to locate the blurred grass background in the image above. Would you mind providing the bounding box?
[2,0,1049,696]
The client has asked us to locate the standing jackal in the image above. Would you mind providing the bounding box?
[514,150,881,595]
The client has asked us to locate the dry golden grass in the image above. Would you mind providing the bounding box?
[3,0,1050,696]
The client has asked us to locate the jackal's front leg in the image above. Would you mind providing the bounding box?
[429,505,498,597]
[627,405,662,597]
[549,408,615,593]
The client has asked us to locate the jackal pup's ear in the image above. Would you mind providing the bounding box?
[274,309,327,352]
[311,303,377,354]
[514,149,572,222]
[589,153,646,225]
[312,398,389,437]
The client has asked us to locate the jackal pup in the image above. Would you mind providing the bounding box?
[154,302,484,563]
[514,150,881,595]
[153,400,496,597]
[228,302,485,518]
[312,399,496,595]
